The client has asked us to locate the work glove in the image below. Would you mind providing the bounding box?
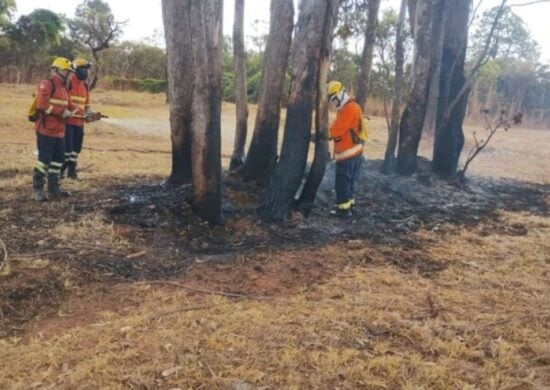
[61,109,73,119]
[85,111,99,122]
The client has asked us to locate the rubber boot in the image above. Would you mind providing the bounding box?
[47,173,71,199]
[32,169,48,202]
[67,161,78,180]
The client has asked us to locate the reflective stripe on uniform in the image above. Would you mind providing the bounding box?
[45,105,54,114]
[49,98,68,106]
[49,161,63,174]
[71,96,86,103]
[35,161,48,173]
[334,144,363,161]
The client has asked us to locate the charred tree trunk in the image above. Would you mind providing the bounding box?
[355,0,381,111]
[229,0,249,170]
[381,0,407,174]
[162,0,223,223]
[432,0,469,178]
[262,0,332,221]
[396,0,437,175]
[240,0,294,182]
[296,0,340,215]
[189,0,223,224]
[162,0,193,185]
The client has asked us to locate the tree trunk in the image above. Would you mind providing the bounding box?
[240,0,294,183]
[89,50,100,90]
[432,0,469,178]
[381,0,407,175]
[396,0,438,175]
[229,0,249,170]
[296,0,340,215]
[355,0,381,111]
[421,0,447,136]
[162,0,193,185]
[162,0,223,224]
[261,0,332,221]
[189,0,223,223]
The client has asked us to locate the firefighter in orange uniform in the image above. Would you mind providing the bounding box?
[327,81,364,218]
[32,57,79,201]
[63,58,94,179]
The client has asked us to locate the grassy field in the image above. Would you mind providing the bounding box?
[0,84,549,389]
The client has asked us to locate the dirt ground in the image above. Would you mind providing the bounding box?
[0,84,549,389]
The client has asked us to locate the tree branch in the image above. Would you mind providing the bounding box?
[509,0,549,6]
[443,0,508,122]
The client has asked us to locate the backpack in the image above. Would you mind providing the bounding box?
[351,115,368,144]
[28,79,55,122]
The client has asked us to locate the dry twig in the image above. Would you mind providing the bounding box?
[150,305,214,321]
[134,280,272,300]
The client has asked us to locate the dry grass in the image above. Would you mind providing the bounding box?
[0,217,548,388]
[0,84,549,389]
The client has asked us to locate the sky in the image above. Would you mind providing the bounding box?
[13,0,550,62]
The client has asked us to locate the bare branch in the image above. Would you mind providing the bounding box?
[443,0,508,122]
[509,0,549,6]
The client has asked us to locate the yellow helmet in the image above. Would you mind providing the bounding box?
[327,80,343,97]
[72,58,92,69]
[51,57,72,71]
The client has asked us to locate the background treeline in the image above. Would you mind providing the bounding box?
[0,0,549,126]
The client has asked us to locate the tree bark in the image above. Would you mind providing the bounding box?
[229,0,249,170]
[296,0,340,215]
[189,0,223,224]
[421,0,448,136]
[240,0,294,183]
[381,0,407,174]
[432,0,469,178]
[396,0,437,175]
[162,0,193,185]
[355,0,381,111]
[162,0,223,223]
[261,0,332,221]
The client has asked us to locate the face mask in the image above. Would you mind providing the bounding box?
[75,68,88,81]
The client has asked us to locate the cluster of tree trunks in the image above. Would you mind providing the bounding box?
[396,0,470,178]
[261,0,340,221]
[162,0,472,223]
[240,0,294,182]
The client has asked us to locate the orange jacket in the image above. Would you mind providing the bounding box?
[66,73,90,127]
[35,74,75,138]
[329,99,364,161]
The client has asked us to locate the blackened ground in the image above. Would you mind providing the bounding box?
[0,159,548,335]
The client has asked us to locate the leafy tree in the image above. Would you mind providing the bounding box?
[5,9,64,80]
[0,0,15,29]
[69,0,125,88]
[470,6,540,63]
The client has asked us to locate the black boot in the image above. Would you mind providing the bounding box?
[32,169,48,202]
[60,162,67,179]
[67,162,78,180]
[47,173,71,199]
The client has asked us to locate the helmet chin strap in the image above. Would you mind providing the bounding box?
[331,90,347,109]
[55,69,68,83]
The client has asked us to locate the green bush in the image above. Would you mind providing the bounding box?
[222,71,235,102]
[138,78,166,93]
[105,77,166,93]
